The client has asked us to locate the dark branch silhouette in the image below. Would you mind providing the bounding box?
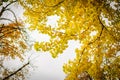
[98,15,118,41]
[5,9,18,23]
[0,0,17,17]
[3,62,29,80]
[0,18,14,22]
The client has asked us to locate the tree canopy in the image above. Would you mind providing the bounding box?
[20,0,120,80]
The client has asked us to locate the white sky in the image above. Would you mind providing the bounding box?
[46,15,60,28]
[26,40,81,80]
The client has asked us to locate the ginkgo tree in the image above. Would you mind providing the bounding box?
[20,0,120,80]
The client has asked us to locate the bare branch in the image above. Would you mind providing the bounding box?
[0,0,18,17]
[5,9,18,23]
[0,18,14,22]
[4,0,18,9]
[3,62,29,80]
[0,7,5,17]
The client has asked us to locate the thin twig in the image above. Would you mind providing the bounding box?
[5,9,18,23]
[0,18,14,22]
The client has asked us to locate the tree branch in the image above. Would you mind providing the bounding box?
[98,15,118,41]
[0,18,14,22]
[42,0,64,7]
[5,9,18,23]
[3,62,29,80]
[0,0,17,17]
[4,0,18,9]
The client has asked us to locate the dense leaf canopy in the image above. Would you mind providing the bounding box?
[20,0,120,80]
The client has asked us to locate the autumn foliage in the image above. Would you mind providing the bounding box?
[0,0,29,80]
[0,22,27,59]
[20,0,120,80]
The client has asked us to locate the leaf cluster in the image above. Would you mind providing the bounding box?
[20,0,120,80]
